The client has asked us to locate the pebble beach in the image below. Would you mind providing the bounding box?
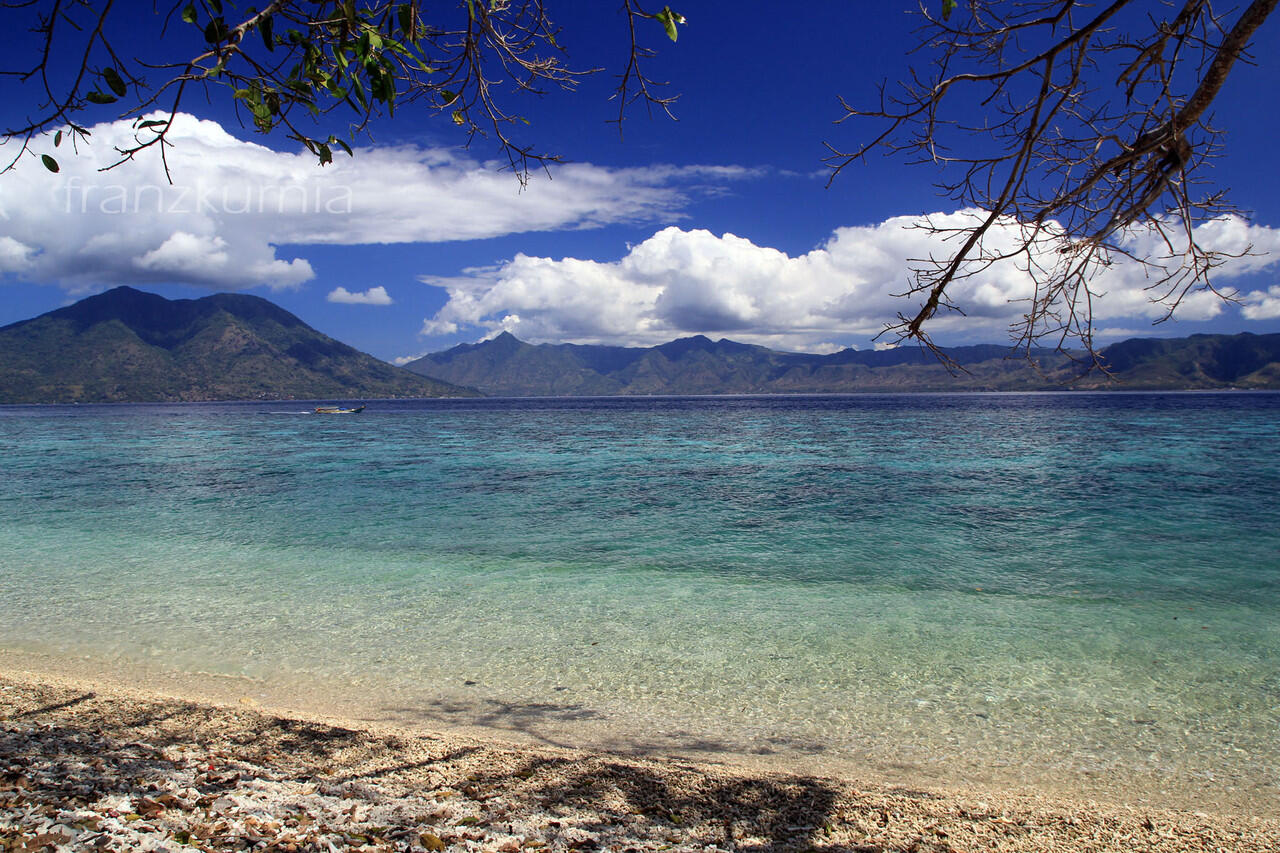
[2,668,1277,853]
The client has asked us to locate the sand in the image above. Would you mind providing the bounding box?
[2,666,1278,853]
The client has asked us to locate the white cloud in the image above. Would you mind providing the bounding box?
[327,285,393,305]
[420,214,1280,350]
[0,113,747,292]
[1242,285,1280,320]
[1091,327,1158,342]
[0,236,35,272]
[137,232,230,274]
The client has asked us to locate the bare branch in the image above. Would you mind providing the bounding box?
[827,0,1278,364]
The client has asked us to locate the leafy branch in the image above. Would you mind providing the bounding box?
[2,0,686,183]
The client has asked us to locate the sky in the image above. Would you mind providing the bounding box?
[2,2,1280,362]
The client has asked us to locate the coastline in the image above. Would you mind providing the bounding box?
[2,663,1277,852]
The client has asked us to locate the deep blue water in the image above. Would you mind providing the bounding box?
[1,393,1277,805]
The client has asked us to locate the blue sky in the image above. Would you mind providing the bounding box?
[2,2,1280,362]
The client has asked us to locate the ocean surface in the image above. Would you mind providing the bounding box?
[1,393,1277,808]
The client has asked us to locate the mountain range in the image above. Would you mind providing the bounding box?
[404,330,1280,395]
[3,287,1279,403]
[0,286,467,403]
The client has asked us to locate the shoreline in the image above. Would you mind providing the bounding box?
[2,665,1278,852]
[4,648,1276,817]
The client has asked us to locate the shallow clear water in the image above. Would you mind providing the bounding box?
[1,394,1277,806]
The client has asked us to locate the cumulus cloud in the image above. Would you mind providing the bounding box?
[420,214,1280,350]
[0,236,35,273]
[327,286,393,305]
[1242,286,1280,320]
[0,113,746,292]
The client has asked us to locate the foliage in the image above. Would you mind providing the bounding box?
[1,1,686,181]
[828,0,1279,361]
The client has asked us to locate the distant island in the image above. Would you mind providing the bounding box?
[3,286,1279,403]
[0,286,470,403]
[403,329,1280,396]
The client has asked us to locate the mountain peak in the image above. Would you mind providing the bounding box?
[0,288,471,403]
[655,334,717,356]
[487,330,526,352]
[33,285,307,344]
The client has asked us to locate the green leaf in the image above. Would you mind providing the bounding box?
[204,17,228,43]
[439,89,457,105]
[41,154,59,173]
[181,3,197,24]
[329,137,353,157]
[137,119,169,129]
[942,0,958,20]
[317,142,333,165]
[381,35,410,56]
[54,130,62,147]
[251,97,273,129]
[655,7,684,42]
[349,75,368,110]
[85,90,117,105]
[452,109,465,126]
[260,14,274,51]
[371,69,395,107]
[102,67,127,97]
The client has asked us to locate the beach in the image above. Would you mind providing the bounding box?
[2,664,1278,853]
[3,395,1278,849]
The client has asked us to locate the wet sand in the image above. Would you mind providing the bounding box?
[2,664,1277,852]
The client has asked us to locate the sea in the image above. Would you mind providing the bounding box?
[1,393,1277,810]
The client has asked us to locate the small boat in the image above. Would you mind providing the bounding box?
[314,405,366,414]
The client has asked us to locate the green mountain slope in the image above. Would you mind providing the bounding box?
[404,331,1280,395]
[404,332,1077,395]
[1079,332,1280,389]
[0,287,471,403]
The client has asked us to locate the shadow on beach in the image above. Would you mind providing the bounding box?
[2,675,1277,852]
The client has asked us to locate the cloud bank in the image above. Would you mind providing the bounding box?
[421,214,1280,350]
[0,113,740,292]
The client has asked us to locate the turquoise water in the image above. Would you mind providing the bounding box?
[1,394,1277,807]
